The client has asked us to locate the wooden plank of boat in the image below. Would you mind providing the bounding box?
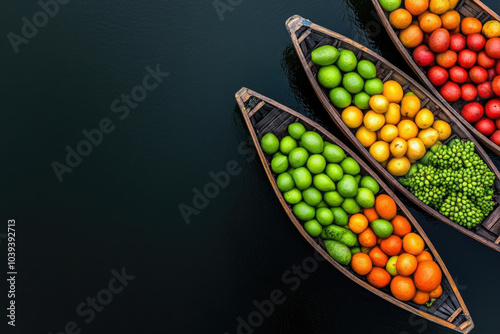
[285,15,500,252]
[235,87,474,333]
[370,0,500,155]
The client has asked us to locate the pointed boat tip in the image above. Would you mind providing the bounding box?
[235,87,248,100]
[285,15,311,33]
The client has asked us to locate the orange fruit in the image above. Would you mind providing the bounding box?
[342,106,364,128]
[391,275,417,301]
[370,95,390,113]
[391,215,412,237]
[390,137,408,158]
[403,232,425,255]
[415,108,435,129]
[440,10,461,30]
[405,0,430,16]
[419,12,442,34]
[386,157,411,176]
[363,207,380,223]
[379,124,399,142]
[461,17,482,35]
[349,213,369,234]
[375,194,398,220]
[390,9,413,30]
[416,250,433,263]
[401,95,421,117]
[406,138,426,161]
[448,0,459,9]
[383,80,404,103]
[400,24,425,48]
[356,126,378,148]
[429,0,450,15]
[351,252,373,276]
[414,260,442,292]
[429,284,443,298]
[380,235,403,256]
[397,120,419,140]
[364,110,386,132]
[369,246,389,267]
[432,120,451,141]
[412,290,431,304]
[359,228,378,247]
[367,267,392,288]
[436,49,458,68]
[396,253,418,276]
[418,10,431,21]
[385,103,402,125]
[369,141,391,163]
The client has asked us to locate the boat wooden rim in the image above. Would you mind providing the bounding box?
[286,14,500,252]
[235,87,474,333]
[370,0,500,155]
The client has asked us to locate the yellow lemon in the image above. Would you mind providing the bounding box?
[482,20,500,39]
[432,120,452,140]
[390,137,408,158]
[406,138,427,160]
[385,103,402,125]
[369,141,391,163]
[356,126,378,148]
[364,110,386,132]
[448,0,459,9]
[401,95,421,117]
[418,128,439,148]
[341,106,364,128]
[397,120,419,140]
[369,95,390,113]
[379,124,399,142]
[387,157,411,176]
[415,108,435,129]
[429,0,450,15]
[383,80,404,103]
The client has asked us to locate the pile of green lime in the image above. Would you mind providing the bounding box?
[311,45,382,109]
[261,122,380,265]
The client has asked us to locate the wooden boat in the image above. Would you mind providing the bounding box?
[235,87,474,333]
[286,15,500,252]
[371,0,500,155]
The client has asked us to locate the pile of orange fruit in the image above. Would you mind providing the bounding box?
[348,194,443,304]
[342,79,452,176]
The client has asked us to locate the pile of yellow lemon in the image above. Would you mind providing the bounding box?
[341,80,451,176]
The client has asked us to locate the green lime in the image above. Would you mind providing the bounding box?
[311,45,340,66]
[323,143,346,163]
[288,147,309,168]
[306,154,326,174]
[354,175,362,185]
[301,131,324,154]
[325,163,344,182]
[342,198,361,214]
[337,49,358,72]
[324,191,344,207]
[329,87,352,108]
[357,59,377,79]
[318,65,342,89]
[364,78,384,96]
[292,167,313,190]
[351,247,361,254]
[340,157,361,175]
[337,174,358,198]
[273,152,285,159]
[354,92,371,110]
[280,136,297,155]
[277,172,295,192]
[379,0,402,12]
[271,155,288,174]
[260,133,279,155]
[304,219,323,237]
[293,202,316,221]
[360,175,380,195]
[313,174,336,192]
[343,72,364,94]
[331,207,349,226]
[371,219,394,238]
[355,188,375,208]
[316,208,334,226]
[284,188,302,204]
[302,187,323,207]
[288,123,306,140]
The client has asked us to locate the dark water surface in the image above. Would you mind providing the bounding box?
[2,0,500,333]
